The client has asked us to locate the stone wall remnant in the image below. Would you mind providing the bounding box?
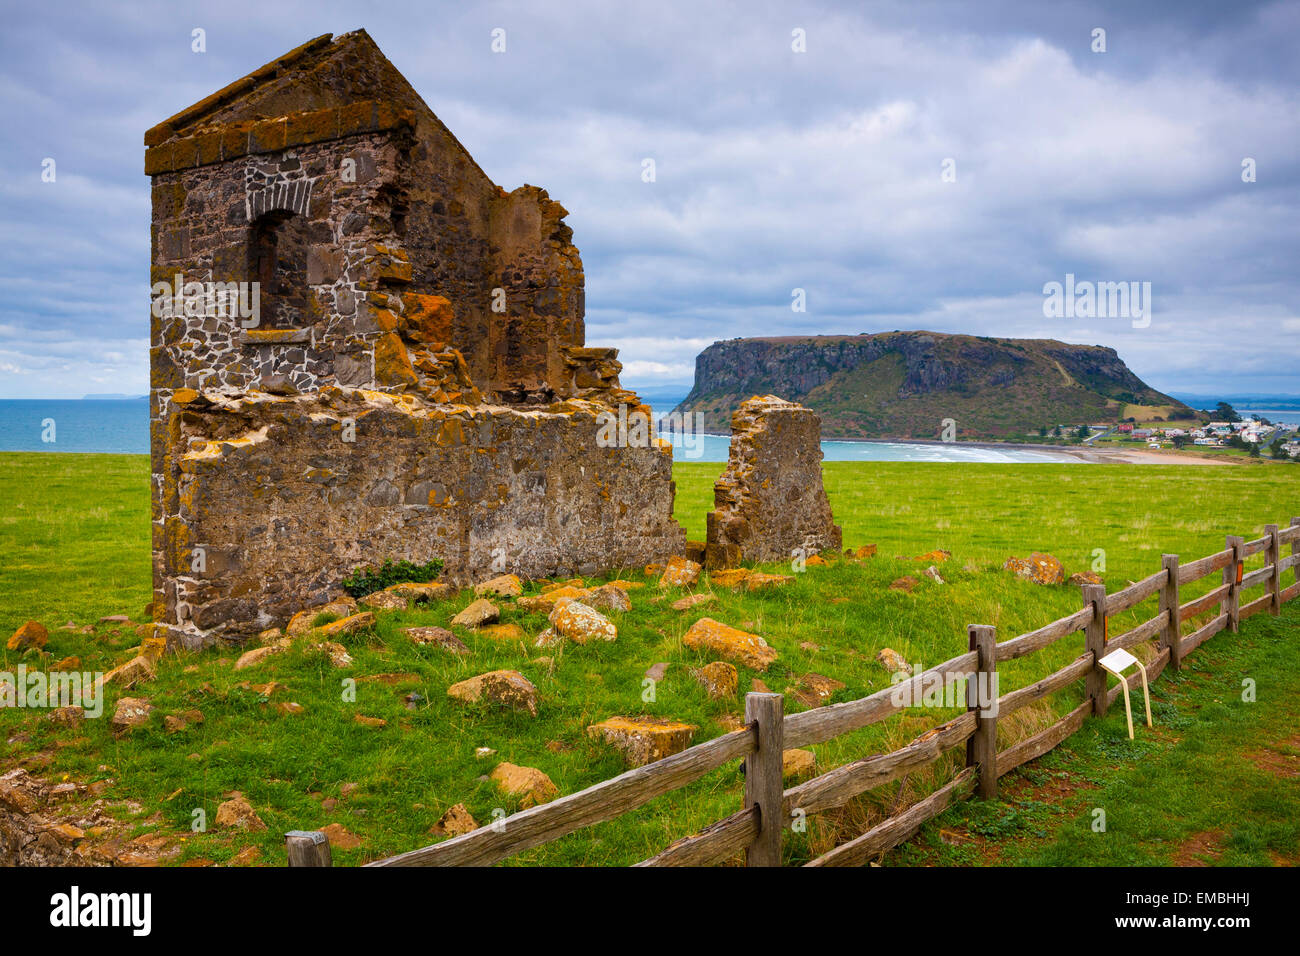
[704,395,841,569]
[146,31,684,646]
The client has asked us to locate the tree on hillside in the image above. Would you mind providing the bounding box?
[1074,425,1090,440]
[1053,425,1063,438]
[1213,401,1241,422]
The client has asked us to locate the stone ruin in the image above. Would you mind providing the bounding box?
[705,396,841,568]
[146,31,685,646]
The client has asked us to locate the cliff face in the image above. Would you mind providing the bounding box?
[671,332,1192,439]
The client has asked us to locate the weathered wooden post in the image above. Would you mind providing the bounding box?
[285,830,332,867]
[1083,583,1109,716]
[966,624,998,799]
[1266,524,1282,616]
[743,692,784,867]
[1224,534,1244,632]
[1292,519,1300,592]
[1159,554,1182,670]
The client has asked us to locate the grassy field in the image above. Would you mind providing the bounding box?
[0,452,1296,866]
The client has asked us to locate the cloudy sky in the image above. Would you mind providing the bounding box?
[1,0,1297,399]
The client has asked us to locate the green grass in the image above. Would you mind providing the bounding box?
[0,452,1295,866]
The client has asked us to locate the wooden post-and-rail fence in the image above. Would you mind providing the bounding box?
[284,516,1300,868]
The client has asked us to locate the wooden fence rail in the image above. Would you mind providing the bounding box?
[286,514,1298,868]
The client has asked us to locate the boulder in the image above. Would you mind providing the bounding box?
[644,662,671,682]
[922,565,945,585]
[306,641,353,668]
[233,644,286,671]
[782,749,817,780]
[477,623,526,642]
[403,625,469,653]
[548,600,616,643]
[694,661,738,699]
[360,590,408,611]
[490,763,558,808]
[682,618,778,671]
[111,697,153,737]
[450,599,500,629]
[474,574,523,598]
[586,584,631,613]
[889,575,919,593]
[1069,571,1104,586]
[102,653,157,687]
[914,549,952,563]
[319,612,375,637]
[745,572,793,591]
[709,568,751,589]
[6,621,47,652]
[385,581,452,603]
[447,670,539,716]
[1003,553,1066,585]
[586,716,697,766]
[877,647,912,676]
[431,803,478,837]
[320,823,362,850]
[671,593,716,611]
[793,672,845,708]
[659,556,702,588]
[215,794,266,831]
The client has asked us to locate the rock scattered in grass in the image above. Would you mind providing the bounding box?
[451,599,500,629]
[682,618,778,671]
[490,762,558,807]
[404,626,468,653]
[587,716,697,766]
[447,670,539,717]
[548,599,616,643]
[6,621,47,652]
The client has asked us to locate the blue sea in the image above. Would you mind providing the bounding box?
[0,396,1074,462]
[0,399,150,454]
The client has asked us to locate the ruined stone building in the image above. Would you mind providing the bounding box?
[146,31,684,645]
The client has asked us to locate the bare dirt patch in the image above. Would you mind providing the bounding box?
[1173,829,1225,867]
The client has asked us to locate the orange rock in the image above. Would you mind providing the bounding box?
[744,572,793,591]
[659,556,702,588]
[477,623,526,642]
[682,618,778,671]
[490,762,558,807]
[695,661,738,699]
[447,670,539,716]
[782,749,817,780]
[431,803,478,836]
[548,599,616,643]
[1004,553,1066,585]
[321,822,363,850]
[586,716,697,766]
[7,621,47,651]
[889,575,919,593]
[709,568,751,589]
[319,612,375,637]
[914,549,952,563]
[214,793,266,832]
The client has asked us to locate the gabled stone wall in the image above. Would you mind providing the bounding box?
[147,31,684,645]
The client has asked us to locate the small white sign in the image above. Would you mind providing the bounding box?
[1099,647,1139,673]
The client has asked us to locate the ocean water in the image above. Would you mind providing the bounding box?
[0,397,1073,463]
[0,399,149,454]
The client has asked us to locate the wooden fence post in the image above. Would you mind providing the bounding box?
[1159,554,1181,671]
[285,830,332,867]
[1266,524,1281,616]
[1083,583,1108,717]
[966,625,998,799]
[1224,534,1244,632]
[1291,518,1300,593]
[744,692,784,867]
